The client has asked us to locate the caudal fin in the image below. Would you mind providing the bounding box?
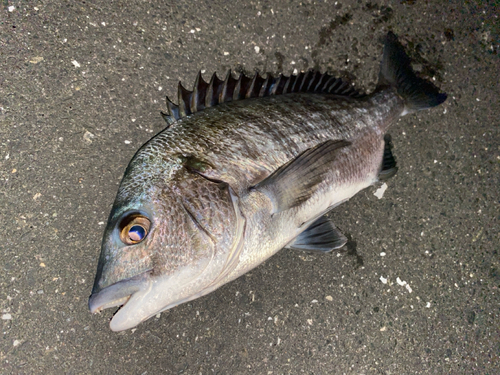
[378,32,447,115]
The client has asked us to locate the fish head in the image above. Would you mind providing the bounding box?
[89,153,244,331]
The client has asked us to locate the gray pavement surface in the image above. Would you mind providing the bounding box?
[1,0,499,374]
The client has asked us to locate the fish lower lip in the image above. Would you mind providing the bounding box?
[88,270,151,314]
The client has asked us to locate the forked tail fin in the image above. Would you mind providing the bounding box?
[378,32,447,115]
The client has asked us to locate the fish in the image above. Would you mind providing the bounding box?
[89,32,446,331]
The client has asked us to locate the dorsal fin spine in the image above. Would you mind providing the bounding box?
[271,74,283,95]
[311,72,324,92]
[299,70,312,92]
[221,70,236,104]
[191,71,208,113]
[246,73,258,99]
[177,82,192,117]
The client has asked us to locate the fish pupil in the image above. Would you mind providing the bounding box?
[128,225,146,242]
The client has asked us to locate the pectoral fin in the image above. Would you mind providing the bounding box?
[252,139,350,213]
[286,215,347,253]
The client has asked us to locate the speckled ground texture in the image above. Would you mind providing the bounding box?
[1,0,499,373]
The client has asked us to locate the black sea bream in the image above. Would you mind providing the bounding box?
[89,32,446,331]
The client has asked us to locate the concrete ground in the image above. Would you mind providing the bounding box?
[1,0,499,373]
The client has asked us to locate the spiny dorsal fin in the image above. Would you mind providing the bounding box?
[161,69,365,125]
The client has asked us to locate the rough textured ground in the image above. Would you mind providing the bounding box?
[1,0,499,374]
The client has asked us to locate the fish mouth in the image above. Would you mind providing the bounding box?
[88,259,215,331]
[88,270,152,318]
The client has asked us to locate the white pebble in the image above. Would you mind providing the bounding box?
[374,183,387,199]
[396,277,406,286]
[380,276,387,284]
[2,313,12,320]
[254,46,260,53]
[71,60,81,68]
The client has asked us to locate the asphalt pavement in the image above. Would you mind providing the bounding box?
[1,0,499,373]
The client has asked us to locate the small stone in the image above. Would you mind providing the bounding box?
[374,183,388,199]
[325,295,333,301]
[30,56,44,64]
[83,131,94,144]
[2,313,12,320]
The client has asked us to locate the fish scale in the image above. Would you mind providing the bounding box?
[89,32,446,331]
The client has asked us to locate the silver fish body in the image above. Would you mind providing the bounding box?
[89,32,446,331]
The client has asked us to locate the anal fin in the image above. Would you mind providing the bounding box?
[378,134,398,181]
[286,215,347,253]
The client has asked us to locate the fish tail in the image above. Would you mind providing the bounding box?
[378,32,447,114]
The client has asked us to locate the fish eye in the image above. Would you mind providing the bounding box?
[119,214,151,245]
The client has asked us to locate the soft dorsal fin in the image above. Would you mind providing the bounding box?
[161,69,365,125]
